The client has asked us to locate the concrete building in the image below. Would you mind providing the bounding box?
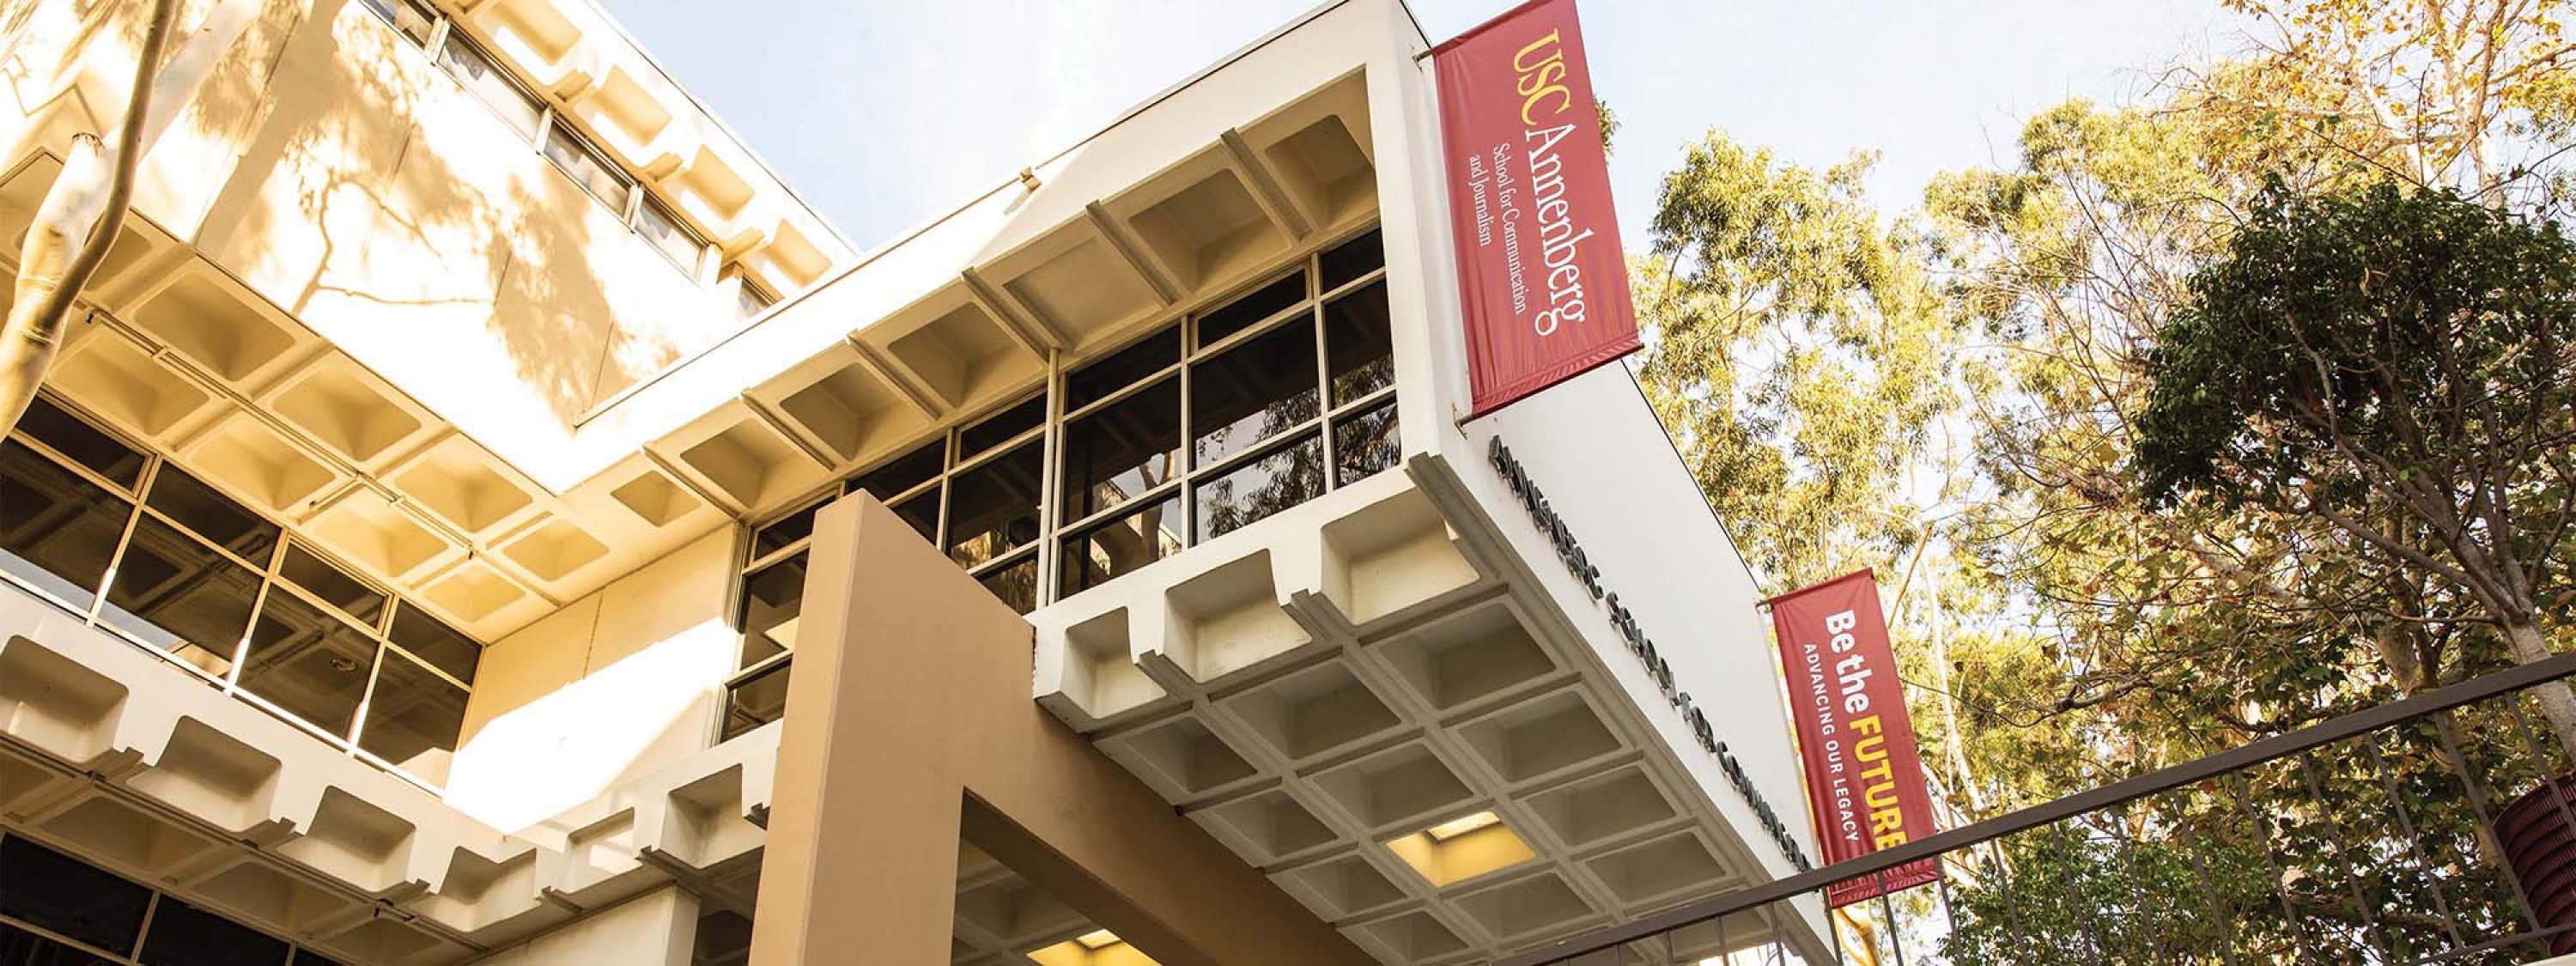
[0,0,1828,963]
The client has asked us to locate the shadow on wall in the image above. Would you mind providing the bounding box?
[179,0,676,427]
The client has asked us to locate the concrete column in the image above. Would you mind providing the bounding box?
[749,494,1370,966]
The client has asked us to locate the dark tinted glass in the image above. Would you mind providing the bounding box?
[692,908,753,964]
[1066,327,1179,408]
[1324,281,1394,405]
[722,662,791,740]
[0,920,118,965]
[239,592,380,738]
[750,499,822,558]
[1192,319,1317,465]
[278,544,387,626]
[292,951,344,966]
[99,516,261,679]
[15,397,142,489]
[958,395,1045,458]
[145,468,277,565]
[890,490,940,543]
[737,552,805,668]
[1318,228,1384,291]
[1195,271,1305,348]
[137,896,288,966]
[1334,403,1401,485]
[849,441,943,501]
[1198,434,1325,540]
[945,442,1042,568]
[977,556,1039,615]
[386,606,480,683]
[1059,495,1183,598]
[1059,378,1179,521]
[0,835,149,955]
[358,651,468,785]
[0,440,128,611]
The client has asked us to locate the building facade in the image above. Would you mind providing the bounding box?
[0,0,1828,963]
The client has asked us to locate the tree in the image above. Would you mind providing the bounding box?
[0,0,265,435]
[2136,181,2576,756]
[1633,131,1964,590]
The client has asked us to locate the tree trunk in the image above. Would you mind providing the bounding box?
[2503,618,2576,764]
[0,0,264,435]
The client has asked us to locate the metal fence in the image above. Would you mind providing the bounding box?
[1497,652,2576,966]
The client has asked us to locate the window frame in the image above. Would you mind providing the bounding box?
[0,396,483,793]
[720,226,1393,741]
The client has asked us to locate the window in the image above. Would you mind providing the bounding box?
[732,273,778,320]
[0,398,486,790]
[637,195,707,275]
[433,33,541,137]
[541,122,633,212]
[721,227,1394,740]
[0,833,339,965]
[356,0,714,282]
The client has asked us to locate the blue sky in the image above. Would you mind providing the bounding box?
[599,0,2239,252]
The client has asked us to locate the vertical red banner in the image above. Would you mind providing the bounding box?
[1432,0,1640,420]
[1769,570,1941,907]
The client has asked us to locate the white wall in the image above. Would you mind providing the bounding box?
[446,531,738,833]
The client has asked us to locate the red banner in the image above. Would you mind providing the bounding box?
[1769,570,1941,907]
[1433,0,1640,419]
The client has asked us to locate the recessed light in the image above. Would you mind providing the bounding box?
[1074,929,1121,951]
[1422,811,1500,841]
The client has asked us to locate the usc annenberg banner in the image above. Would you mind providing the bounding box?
[1432,0,1640,419]
[1768,570,1941,907]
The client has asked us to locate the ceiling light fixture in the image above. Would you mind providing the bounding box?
[1074,929,1121,951]
[1422,811,1501,841]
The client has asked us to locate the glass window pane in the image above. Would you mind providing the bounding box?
[277,544,387,627]
[137,896,287,966]
[0,835,150,956]
[737,552,805,668]
[358,651,467,786]
[1060,377,1179,521]
[1198,434,1325,540]
[1196,271,1306,349]
[99,517,259,678]
[891,489,940,543]
[734,276,775,320]
[1319,228,1384,292]
[542,123,631,211]
[849,441,943,501]
[945,442,1042,568]
[355,0,436,45]
[635,196,702,274]
[976,556,1038,615]
[959,395,1044,459]
[239,593,380,738]
[752,499,823,559]
[292,951,344,966]
[387,605,480,683]
[1324,280,1394,406]
[722,662,791,741]
[15,397,142,489]
[1191,319,1317,465]
[435,35,539,135]
[0,440,129,611]
[144,467,278,564]
[1066,327,1179,409]
[1059,494,1182,598]
[1334,404,1400,485]
[0,920,120,965]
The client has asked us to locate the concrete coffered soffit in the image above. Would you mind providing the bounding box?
[1022,457,1827,965]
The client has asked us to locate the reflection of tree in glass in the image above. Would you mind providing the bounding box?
[1199,387,1323,539]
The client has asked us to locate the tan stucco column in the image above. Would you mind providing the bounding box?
[749,495,1373,966]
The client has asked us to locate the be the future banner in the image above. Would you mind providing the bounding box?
[1769,570,1942,907]
[1432,0,1640,419]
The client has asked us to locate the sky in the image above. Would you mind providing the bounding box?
[598,0,2243,254]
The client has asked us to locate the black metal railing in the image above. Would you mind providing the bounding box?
[1498,652,2576,966]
